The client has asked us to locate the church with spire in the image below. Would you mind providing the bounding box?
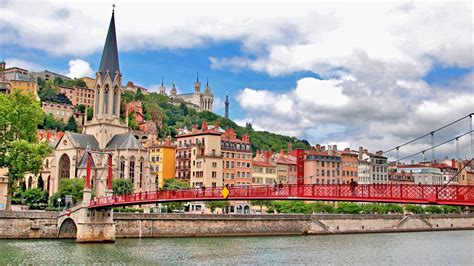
[159,73,214,112]
[39,9,153,198]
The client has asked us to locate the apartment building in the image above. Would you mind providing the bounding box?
[221,128,252,186]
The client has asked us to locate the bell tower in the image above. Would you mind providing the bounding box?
[84,7,128,148]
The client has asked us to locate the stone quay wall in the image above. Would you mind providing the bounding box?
[0,211,473,239]
[0,211,58,239]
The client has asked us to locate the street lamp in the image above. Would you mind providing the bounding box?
[57,198,62,210]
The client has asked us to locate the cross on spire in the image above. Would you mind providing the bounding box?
[112,3,116,14]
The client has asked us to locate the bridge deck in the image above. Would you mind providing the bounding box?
[89,184,474,208]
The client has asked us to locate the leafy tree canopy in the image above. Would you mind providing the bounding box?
[112,178,133,195]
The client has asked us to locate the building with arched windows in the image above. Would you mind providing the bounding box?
[37,10,153,198]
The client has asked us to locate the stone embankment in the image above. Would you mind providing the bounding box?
[0,211,473,239]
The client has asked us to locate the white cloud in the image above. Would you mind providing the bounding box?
[4,58,41,71]
[66,59,93,78]
[213,97,225,111]
[236,76,474,160]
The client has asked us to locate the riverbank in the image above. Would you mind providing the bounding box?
[0,211,473,239]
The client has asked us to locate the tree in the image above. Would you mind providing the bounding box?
[205,201,226,213]
[128,110,139,130]
[0,92,48,211]
[76,104,86,114]
[179,103,189,116]
[50,179,85,207]
[42,113,66,131]
[86,107,94,121]
[4,140,52,210]
[112,178,133,195]
[162,178,190,190]
[65,116,78,132]
[250,200,273,212]
[21,188,48,208]
[134,89,144,101]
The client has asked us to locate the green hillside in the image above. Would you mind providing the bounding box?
[125,91,311,153]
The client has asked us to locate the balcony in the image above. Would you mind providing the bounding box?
[196,153,223,159]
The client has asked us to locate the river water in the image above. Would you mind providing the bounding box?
[0,231,472,265]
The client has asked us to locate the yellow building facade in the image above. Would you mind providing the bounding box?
[150,139,176,189]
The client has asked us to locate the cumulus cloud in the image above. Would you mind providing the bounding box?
[66,59,93,78]
[236,76,474,160]
[4,58,41,71]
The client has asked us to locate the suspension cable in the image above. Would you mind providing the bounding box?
[384,113,473,154]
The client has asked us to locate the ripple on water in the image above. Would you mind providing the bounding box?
[0,230,473,265]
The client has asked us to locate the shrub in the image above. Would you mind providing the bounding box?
[337,203,362,214]
[310,202,336,213]
[405,204,424,214]
[424,206,443,214]
[441,205,461,214]
[384,204,404,214]
[113,207,144,213]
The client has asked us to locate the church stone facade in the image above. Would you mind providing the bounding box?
[40,11,154,198]
[159,77,214,112]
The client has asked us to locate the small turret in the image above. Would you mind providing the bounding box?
[170,81,177,97]
[194,72,201,93]
[159,77,166,95]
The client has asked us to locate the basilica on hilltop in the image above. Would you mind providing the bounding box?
[39,10,153,197]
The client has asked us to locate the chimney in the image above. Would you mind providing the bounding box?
[358,147,363,159]
[411,160,414,165]
[321,146,326,151]
[280,150,284,156]
[363,149,368,154]
[333,145,337,152]
[201,121,208,131]
[165,136,171,146]
[213,121,219,130]
[264,150,272,163]
[316,144,321,151]
[288,143,293,152]
[242,134,249,143]
[451,159,456,169]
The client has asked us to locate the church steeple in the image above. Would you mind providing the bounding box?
[98,9,120,82]
[92,7,122,121]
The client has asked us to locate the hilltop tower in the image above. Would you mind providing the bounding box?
[225,94,229,119]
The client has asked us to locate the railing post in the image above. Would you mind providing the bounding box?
[289,185,292,197]
[390,184,392,198]
[312,184,315,196]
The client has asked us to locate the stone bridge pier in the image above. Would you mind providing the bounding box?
[58,189,115,243]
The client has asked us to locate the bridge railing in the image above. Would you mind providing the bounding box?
[89,184,474,207]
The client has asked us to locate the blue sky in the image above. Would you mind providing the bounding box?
[1,1,473,159]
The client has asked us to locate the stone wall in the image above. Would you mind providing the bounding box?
[0,211,58,238]
[114,214,311,237]
[113,213,474,237]
[0,211,473,239]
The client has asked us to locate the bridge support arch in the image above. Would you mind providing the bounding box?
[58,189,115,243]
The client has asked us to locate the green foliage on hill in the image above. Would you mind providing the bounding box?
[37,78,72,105]
[132,91,311,153]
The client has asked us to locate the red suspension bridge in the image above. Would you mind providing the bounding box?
[89,184,474,208]
[85,113,474,208]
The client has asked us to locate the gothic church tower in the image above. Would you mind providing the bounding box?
[84,9,128,148]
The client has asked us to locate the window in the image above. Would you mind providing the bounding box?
[212,162,217,168]
[119,157,125,178]
[129,157,135,185]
